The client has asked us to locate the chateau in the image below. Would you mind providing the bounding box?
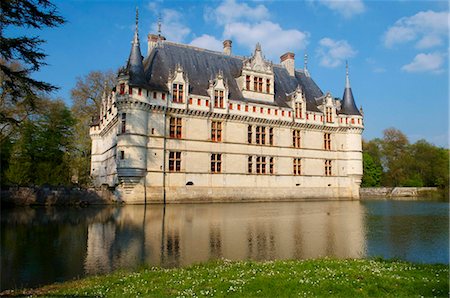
[90,14,364,203]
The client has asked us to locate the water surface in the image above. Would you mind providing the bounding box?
[1,199,448,290]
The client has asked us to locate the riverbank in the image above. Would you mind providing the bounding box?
[2,259,448,297]
[360,187,444,200]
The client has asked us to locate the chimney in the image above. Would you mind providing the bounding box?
[223,40,232,55]
[280,52,295,76]
[147,34,166,56]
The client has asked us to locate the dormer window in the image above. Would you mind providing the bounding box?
[266,79,270,93]
[128,87,133,95]
[173,83,183,103]
[295,102,303,119]
[326,107,333,122]
[119,83,125,95]
[246,75,251,90]
[214,90,224,108]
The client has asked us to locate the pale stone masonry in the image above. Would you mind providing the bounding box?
[90,12,364,203]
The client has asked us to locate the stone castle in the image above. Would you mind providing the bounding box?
[90,12,364,203]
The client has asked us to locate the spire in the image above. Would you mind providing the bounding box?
[340,62,361,116]
[125,7,147,88]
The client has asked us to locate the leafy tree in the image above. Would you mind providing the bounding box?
[70,70,116,186]
[5,98,75,186]
[0,0,65,142]
[361,152,382,187]
[379,128,411,186]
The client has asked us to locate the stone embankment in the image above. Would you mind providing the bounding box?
[360,187,439,199]
[1,186,116,206]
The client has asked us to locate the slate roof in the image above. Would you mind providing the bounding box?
[142,42,324,112]
[339,66,361,116]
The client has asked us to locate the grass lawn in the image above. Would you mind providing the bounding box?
[3,258,448,297]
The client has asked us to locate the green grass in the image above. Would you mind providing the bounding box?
[4,258,449,297]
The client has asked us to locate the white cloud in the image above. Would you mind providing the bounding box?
[317,38,356,68]
[223,21,309,61]
[401,52,445,74]
[205,0,269,25]
[317,0,365,18]
[383,10,449,49]
[190,34,223,52]
[150,9,191,43]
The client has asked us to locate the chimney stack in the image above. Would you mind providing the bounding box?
[147,34,166,56]
[223,40,232,55]
[280,52,295,76]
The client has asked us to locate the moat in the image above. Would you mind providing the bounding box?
[1,199,448,291]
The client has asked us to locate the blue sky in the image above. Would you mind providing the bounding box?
[15,0,449,147]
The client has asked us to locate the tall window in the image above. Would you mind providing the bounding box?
[211,121,222,142]
[325,160,332,176]
[173,83,184,103]
[292,130,301,148]
[258,77,263,92]
[121,113,126,133]
[248,156,253,173]
[128,86,133,95]
[293,158,301,175]
[253,77,258,91]
[326,107,333,122]
[246,75,251,90]
[169,151,181,172]
[269,127,274,145]
[119,83,125,95]
[214,90,224,108]
[169,117,182,139]
[266,79,270,93]
[211,154,222,173]
[247,125,252,144]
[261,127,266,144]
[269,157,274,174]
[256,156,267,174]
[295,102,303,118]
[324,133,331,150]
[120,150,125,160]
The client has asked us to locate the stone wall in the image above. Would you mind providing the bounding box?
[360,187,439,199]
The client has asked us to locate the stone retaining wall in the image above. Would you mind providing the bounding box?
[360,187,439,199]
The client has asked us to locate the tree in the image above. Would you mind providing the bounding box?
[70,70,116,186]
[361,152,382,187]
[380,128,411,186]
[5,98,75,186]
[0,0,65,142]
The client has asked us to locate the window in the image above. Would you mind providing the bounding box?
[253,77,258,91]
[211,121,222,142]
[169,151,181,172]
[120,150,125,160]
[138,88,142,96]
[293,158,301,175]
[153,92,157,99]
[198,98,201,105]
[292,130,301,148]
[326,107,333,122]
[269,127,274,145]
[214,90,224,108]
[247,125,252,144]
[258,77,263,92]
[248,156,253,173]
[246,75,251,90]
[295,102,303,118]
[324,133,331,150]
[121,113,126,134]
[325,160,332,176]
[256,156,266,174]
[211,154,222,173]
[128,87,133,95]
[269,157,274,174]
[119,83,125,95]
[266,79,270,93]
[169,117,182,139]
[173,83,184,103]
[261,127,266,144]
[255,126,261,144]
[162,93,166,100]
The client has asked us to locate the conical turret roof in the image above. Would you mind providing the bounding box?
[125,8,147,88]
[340,62,361,116]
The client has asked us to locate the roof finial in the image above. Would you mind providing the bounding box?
[256,42,261,51]
[133,7,140,44]
[345,60,350,88]
[157,13,162,35]
[135,7,139,32]
[303,52,310,77]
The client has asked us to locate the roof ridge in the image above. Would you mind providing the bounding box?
[164,41,246,59]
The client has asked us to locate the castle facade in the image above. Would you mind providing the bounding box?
[90,15,364,203]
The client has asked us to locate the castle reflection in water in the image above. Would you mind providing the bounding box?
[84,201,366,275]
